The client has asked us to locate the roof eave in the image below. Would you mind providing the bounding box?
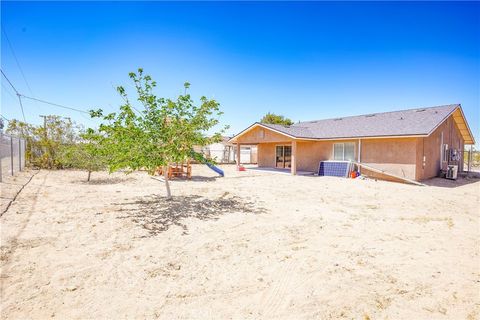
[426,104,475,145]
[228,122,297,143]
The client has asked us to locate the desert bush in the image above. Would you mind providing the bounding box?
[7,116,83,169]
[59,129,107,181]
[6,116,107,178]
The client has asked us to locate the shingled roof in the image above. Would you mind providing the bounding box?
[231,104,475,144]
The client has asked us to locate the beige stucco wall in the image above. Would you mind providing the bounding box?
[236,126,293,167]
[257,139,359,172]
[415,115,464,180]
[296,140,359,172]
[235,126,293,145]
[257,143,277,167]
[361,138,417,180]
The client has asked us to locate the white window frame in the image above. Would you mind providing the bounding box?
[333,142,355,161]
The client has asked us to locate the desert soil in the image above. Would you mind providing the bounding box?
[1,165,479,319]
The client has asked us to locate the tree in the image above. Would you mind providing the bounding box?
[260,112,294,126]
[7,116,82,168]
[91,68,228,199]
[60,128,106,181]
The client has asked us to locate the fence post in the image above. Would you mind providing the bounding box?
[10,135,14,176]
[18,138,22,171]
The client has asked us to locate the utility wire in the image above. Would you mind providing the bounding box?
[1,82,17,100]
[1,69,26,122]
[2,69,94,124]
[1,69,19,95]
[19,94,91,114]
[1,25,34,96]
[1,114,11,122]
[17,95,27,122]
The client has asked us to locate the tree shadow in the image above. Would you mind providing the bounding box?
[152,176,221,183]
[76,177,134,185]
[115,194,266,236]
[190,175,220,182]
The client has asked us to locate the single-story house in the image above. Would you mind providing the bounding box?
[228,104,475,181]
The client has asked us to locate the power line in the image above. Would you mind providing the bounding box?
[1,82,17,100]
[17,95,27,122]
[1,114,11,122]
[1,69,19,95]
[20,94,91,114]
[1,25,34,96]
[1,69,26,122]
[1,69,91,115]
[1,68,101,128]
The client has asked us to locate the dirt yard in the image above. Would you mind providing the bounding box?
[1,165,479,319]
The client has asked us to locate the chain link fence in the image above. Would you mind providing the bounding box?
[0,133,26,182]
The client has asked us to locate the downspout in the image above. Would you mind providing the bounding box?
[422,138,426,169]
[358,139,361,174]
[440,131,443,171]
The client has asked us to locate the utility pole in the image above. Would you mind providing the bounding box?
[39,115,46,128]
[39,115,48,167]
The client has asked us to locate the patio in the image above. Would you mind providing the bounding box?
[243,165,315,176]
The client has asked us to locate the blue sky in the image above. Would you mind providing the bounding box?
[1,1,479,145]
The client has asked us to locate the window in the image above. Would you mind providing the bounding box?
[333,143,355,161]
[334,143,344,160]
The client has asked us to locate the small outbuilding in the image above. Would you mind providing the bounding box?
[228,104,475,181]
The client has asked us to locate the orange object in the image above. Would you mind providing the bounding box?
[350,171,357,178]
[238,165,246,171]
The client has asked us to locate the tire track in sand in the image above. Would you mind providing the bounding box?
[259,257,305,318]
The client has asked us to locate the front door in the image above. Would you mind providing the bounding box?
[275,145,292,168]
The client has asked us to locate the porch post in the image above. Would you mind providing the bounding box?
[236,143,241,168]
[358,139,362,174]
[291,140,297,175]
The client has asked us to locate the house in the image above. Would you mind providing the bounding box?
[228,104,475,181]
[200,137,258,164]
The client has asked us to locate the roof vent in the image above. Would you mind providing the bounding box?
[416,109,426,112]
[399,117,404,120]
[365,114,375,117]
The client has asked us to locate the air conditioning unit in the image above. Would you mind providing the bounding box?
[445,165,458,180]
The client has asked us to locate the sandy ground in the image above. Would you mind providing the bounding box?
[1,165,479,319]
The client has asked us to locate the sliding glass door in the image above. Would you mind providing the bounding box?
[275,145,292,168]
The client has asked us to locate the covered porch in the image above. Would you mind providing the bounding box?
[229,123,362,176]
[234,141,300,175]
[229,123,301,175]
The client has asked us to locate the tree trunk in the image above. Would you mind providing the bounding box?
[87,170,91,182]
[163,165,172,200]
